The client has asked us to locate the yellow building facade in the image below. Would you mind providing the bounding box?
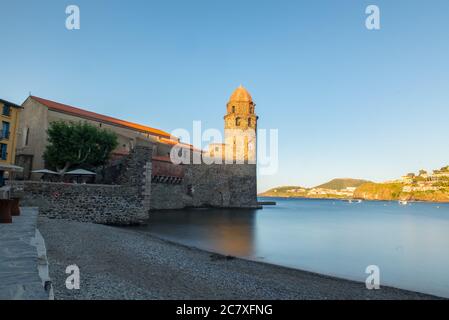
[0,99,22,165]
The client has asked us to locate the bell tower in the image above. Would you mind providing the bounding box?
[224,85,258,163]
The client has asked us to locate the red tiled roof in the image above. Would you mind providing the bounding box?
[30,96,172,138]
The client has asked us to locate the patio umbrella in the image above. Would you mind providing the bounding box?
[31,169,58,174]
[0,164,24,172]
[65,169,96,175]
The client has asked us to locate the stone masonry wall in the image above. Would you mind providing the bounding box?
[18,182,147,225]
[149,163,258,210]
[118,139,153,212]
[185,164,258,208]
[15,134,257,216]
[149,183,187,210]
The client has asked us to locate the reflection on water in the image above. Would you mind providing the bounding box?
[138,199,449,298]
[142,208,258,257]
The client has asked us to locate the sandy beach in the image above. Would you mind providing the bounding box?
[37,217,440,300]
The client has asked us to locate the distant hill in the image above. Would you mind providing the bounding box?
[314,178,371,190]
[258,186,307,197]
[262,186,305,193]
[353,182,403,200]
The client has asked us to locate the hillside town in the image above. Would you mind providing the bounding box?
[261,166,449,202]
[261,182,362,199]
[398,166,449,193]
[272,186,358,199]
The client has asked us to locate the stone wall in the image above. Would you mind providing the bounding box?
[18,182,147,225]
[149,163,258,210]
[117,139,152,212]
[14,133,258,217]
[185,164,258,208]
[149,183,187,210]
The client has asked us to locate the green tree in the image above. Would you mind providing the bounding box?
[43,121,118,174]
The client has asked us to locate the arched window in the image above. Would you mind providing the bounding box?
[249,106,253,113]
[232,106,236,113]
[248,118,252,126]
[235,117,241,126]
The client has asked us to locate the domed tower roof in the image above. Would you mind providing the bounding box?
[229,85,253,102]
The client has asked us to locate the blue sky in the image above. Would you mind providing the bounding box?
[1,0,449,192]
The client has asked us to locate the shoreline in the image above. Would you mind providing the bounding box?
[132,228,445,298]
[37,216,443,300]
[258,195,449,204]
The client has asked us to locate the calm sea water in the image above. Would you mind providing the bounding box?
[139,198,449,298]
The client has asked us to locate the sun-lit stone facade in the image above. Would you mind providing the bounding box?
[209,85,258,163]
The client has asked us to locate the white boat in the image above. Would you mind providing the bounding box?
[399,200,408,206]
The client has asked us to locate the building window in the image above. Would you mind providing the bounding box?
[235,117,241,126]
[232,106,236,113]
[23,127,30,146]
[2,104,10,116]
[25,128,30,146]
[1,121,10,140]
[0,143,7,160]
[248,118,252,126]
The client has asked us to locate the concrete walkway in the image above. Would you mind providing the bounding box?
[0,207,51,300]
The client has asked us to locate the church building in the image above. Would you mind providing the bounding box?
[14,86,259,209]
